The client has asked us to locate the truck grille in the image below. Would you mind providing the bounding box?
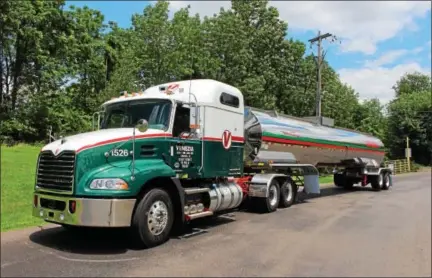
[36,151,75,192]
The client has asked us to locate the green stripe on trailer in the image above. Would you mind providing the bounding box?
[262,131,385,152]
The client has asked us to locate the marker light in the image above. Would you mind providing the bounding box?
[69,200,76,213]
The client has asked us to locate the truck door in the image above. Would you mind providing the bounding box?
[169,104,202,178]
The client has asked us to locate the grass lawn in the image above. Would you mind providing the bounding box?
[319,175,334,184]
[1,144,335,232]
[1,144,44,231]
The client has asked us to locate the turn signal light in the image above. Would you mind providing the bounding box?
[69,200,76,214]
[33,195,38,207]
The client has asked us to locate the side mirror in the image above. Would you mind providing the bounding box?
[136,119,149,133]
[189,105,200,130]
[92,112,101,131]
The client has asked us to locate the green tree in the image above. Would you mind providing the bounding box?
[388,86,431,165]
[353,98,387,141]
[392,71,431,98]
[1,0,396,147]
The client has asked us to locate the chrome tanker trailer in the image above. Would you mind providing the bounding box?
[243,106,390,190]
[244,107,385,165]
[32,79,392,248]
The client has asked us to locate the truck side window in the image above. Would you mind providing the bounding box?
[173,105,190,137]
[220,92,239,108]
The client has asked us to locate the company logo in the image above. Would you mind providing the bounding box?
[54,148,60,156]
[222,130,232,150]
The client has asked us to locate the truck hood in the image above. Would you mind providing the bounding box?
[41,128,171,154]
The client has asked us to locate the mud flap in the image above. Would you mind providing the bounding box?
[304,174,320,194]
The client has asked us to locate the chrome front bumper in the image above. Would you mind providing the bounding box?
[32,193,136,227]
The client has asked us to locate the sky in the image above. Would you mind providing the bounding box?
[66,0,432,104]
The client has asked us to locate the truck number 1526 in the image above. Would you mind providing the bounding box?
[110,149,130,157]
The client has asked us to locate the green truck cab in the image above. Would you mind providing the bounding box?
[33,79,248,248]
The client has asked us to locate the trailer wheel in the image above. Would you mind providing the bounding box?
[370,173,383,191]
[131,188,174,248]
[279,179,297,208]
[334,173,344,187]
[381,172,391,190]
[334,173,354,189]
[343,179,354,189]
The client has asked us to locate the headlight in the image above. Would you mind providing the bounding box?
[89,178,129,190]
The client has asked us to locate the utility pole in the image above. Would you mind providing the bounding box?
[308,31,334,125]
[406,136,411,172]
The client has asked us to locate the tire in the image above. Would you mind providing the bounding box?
[279,179,297,208]
[370,173,383,191]
[131,188,174,248]
[381,172,391,190]
[343,179,354,189]
[334,173,344,187]
[252,179,280,213]
[334,173,354,189]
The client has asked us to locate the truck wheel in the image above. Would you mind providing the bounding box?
[381,172,391,190]
[279,179,297,208]
[370,173,383,191]
[251,179,280,213]
[262,179,280,212]
[131,188,174,248]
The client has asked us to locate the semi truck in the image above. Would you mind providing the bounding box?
[32,79,392,248]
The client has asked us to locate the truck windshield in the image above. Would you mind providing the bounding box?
[100,99,172,131]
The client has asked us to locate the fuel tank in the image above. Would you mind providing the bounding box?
[243,107,385,166]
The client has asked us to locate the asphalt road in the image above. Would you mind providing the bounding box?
[1,172,431,277]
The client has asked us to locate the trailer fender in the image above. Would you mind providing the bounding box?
[378,167,393,176]
[270,163,320,194]
[248,173,287,198]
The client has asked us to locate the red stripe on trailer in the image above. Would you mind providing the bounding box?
[262,136,385,154]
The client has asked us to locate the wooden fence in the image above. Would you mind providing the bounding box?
[384,159,415,175]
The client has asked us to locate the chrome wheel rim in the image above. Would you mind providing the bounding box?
[283,182,293,202]
[378,174,383,186]
[147,200,168,236]
[269,185,278,207]
[384,174,390,188]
